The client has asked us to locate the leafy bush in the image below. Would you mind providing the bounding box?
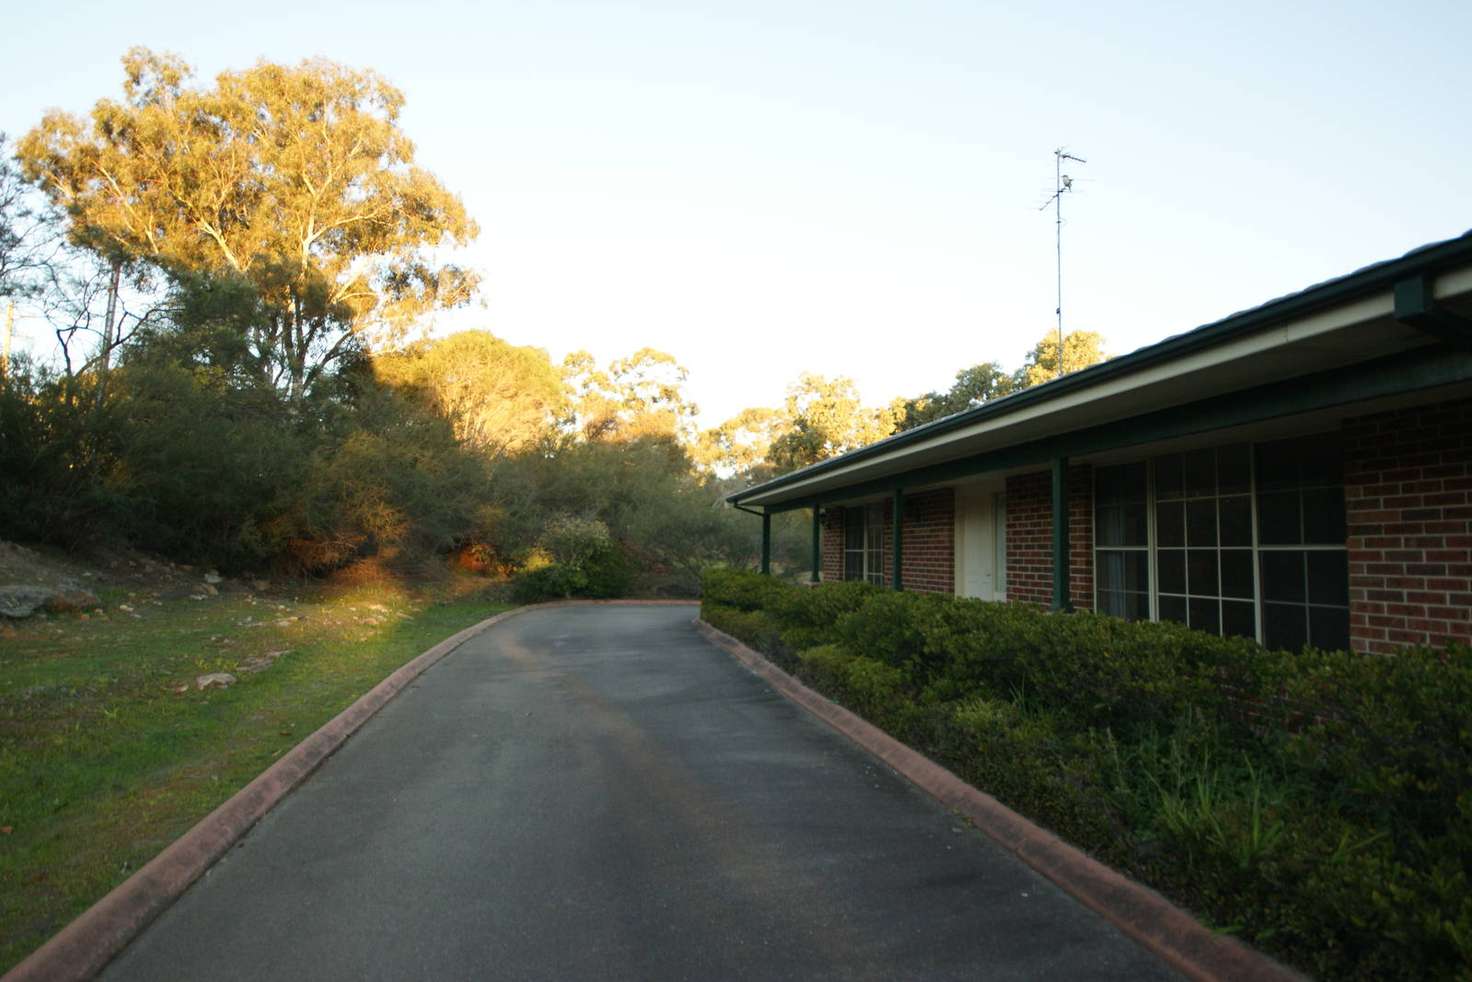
[508,516,634,601]
[770,578,878,650]
[701,566,798,613]
[795,645,909,727]
[833,588,948,684]
[698,567,1472,979]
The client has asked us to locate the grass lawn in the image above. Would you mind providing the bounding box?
[0,571,511,973]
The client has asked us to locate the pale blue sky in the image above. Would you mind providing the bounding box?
[4,0,1470,422]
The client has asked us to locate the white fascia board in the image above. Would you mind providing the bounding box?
[743,290,1395,507]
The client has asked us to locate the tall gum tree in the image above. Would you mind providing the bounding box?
[18,48,479,402]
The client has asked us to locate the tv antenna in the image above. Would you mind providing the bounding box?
[1039,148,1086,378]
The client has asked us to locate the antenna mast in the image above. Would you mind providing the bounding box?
[1040,148,1086,378]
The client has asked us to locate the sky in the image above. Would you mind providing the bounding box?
[3,0,1470,425]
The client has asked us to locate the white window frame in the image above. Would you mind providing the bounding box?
[1092,436,1350,648]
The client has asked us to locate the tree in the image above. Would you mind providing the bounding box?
[767,373,897,473]
[695,406,787,478]
[0,135,61,306]
[562,347,698,443]
[895,361,1014,431]
[374,331,565,455]
[1014,330,1107,389]
[18,48,478,403]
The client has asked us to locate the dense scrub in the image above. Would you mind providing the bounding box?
[701,569,1472,980]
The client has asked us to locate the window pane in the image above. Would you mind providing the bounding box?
[1097,462,1147,504]
[1264,603,1308,652]
[1308,551,1349,607]
[1302,487,1346,545]
[844,509,863,550]
[1098,590,1149,621]
[1217,444,1251,494]
[1097,504,1147,547]
[1221,550,1254,599]
[1153,455,1184,500]
[1157,549,1186,594]
[1301,438,1343,487]
[1261,551,1306,603]
[1256,439,1300,491]
[1156,501,1184,547]
[1223,601,1256,640]
[1187,549,1219,596]
[1309,606,1350,653]
[1098,550,1149,593]
[1184,449,1215,497]
[1159,594,1187,625]
[1220,496,1252,547]
[1258,491,1301,545]
[1189,597,1220,635]
[1187,500,1218,546]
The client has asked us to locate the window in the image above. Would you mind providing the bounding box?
[1152,445,1256,640]
[1092,434,1350,651]
[1254,437,1350,652]
[1095,462,1149,620]
[842,504,885,585]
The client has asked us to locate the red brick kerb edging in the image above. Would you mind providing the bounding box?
[694,618,1305,982]
[5,599,699,982]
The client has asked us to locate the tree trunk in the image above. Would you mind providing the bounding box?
[1,300,13,381]
[95,258,122,408]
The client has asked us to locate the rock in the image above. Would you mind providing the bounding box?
[251,579,271,592]
[200,583,218,596]
[238,649,290,674]
[48,591,101,615]
[196,672,236,690]
[0,585,53,619]
[203,571,223,585]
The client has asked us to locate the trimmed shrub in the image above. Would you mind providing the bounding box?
[770,579,879,651]
[796,645,910,728]
[701,566,798,613]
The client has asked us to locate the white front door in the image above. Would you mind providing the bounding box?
[956,485,1007,601]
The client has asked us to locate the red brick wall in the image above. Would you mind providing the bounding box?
[821,508,844,582]
[817,489,955,594]
[1069,465,1094,611]
[1006,465,1094,609]
[1344,399,1472,654]
[891,488,955,594]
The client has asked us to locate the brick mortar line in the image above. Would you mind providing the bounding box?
[5,598,699,982]
[693,617,1304,982]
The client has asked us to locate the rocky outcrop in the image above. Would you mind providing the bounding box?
[0,585,54,619]
[0,584,100,618]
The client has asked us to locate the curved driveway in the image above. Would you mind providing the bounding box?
[106,604,1174,981]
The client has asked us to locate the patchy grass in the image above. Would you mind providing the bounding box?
[0,572,511,973]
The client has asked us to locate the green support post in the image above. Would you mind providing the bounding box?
[1052,456,1072,611]
[891,488,904,591]
[760,511,771,575]
[811,505,821,583]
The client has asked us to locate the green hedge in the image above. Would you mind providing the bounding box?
[700,569,1472,980]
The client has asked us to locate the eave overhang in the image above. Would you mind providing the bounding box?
[729,230,1472,511]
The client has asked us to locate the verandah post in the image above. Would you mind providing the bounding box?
[760,510,771,575]
[1051,456,1072,611]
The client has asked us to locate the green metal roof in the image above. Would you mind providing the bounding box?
[729,228,1472,507]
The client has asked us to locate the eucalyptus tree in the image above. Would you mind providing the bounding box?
[18,48,478,402]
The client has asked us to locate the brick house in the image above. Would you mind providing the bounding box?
[729,231,1472,655]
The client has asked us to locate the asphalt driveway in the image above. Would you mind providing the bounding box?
[104,604,1175,981]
